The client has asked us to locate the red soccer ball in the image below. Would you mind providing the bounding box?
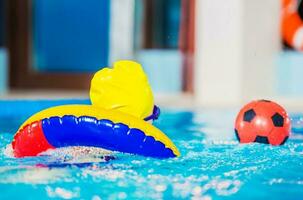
[235,100,291,145]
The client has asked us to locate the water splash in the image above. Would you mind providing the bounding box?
[0,110,302,199]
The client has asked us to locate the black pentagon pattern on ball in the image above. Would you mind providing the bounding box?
[234,129,240,141]
[243,109,256,122]
[254,136,269,144]
[271,113,284,127]
[280,136,289,145]
[258,99,271,103]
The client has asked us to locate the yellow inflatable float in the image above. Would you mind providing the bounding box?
[12,60,180,158]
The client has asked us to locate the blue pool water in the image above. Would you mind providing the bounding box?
[0,100,303,199]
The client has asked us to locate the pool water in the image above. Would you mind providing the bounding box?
[0,101,303,200]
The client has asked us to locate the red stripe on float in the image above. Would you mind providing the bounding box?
[12,121,55,157]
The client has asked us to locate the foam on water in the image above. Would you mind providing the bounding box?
[0,110,302,199]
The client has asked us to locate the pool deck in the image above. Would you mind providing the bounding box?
[0,90,194,109]
[0,90,302,112]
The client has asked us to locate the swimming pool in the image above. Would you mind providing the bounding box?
[0,100,302,199]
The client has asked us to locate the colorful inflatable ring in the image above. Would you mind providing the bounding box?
[12,105,180,158]
[11,60,180,159]
[282,0,303,50]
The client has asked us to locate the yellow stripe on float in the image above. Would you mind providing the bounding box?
[18,105,180,157]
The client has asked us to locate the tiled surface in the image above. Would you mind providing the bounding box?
[276,51,303,97]
[0,48,7,94]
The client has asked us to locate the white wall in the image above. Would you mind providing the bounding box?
[241,0,281,101]
[109,0,135,64]
[194,0,280,106]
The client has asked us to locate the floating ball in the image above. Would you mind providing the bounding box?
[235,100,291,145]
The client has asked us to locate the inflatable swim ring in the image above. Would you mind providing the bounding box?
[282,0,303,50]
[11,61,180,158]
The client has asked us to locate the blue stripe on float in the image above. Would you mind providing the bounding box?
[41,115,175,158]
